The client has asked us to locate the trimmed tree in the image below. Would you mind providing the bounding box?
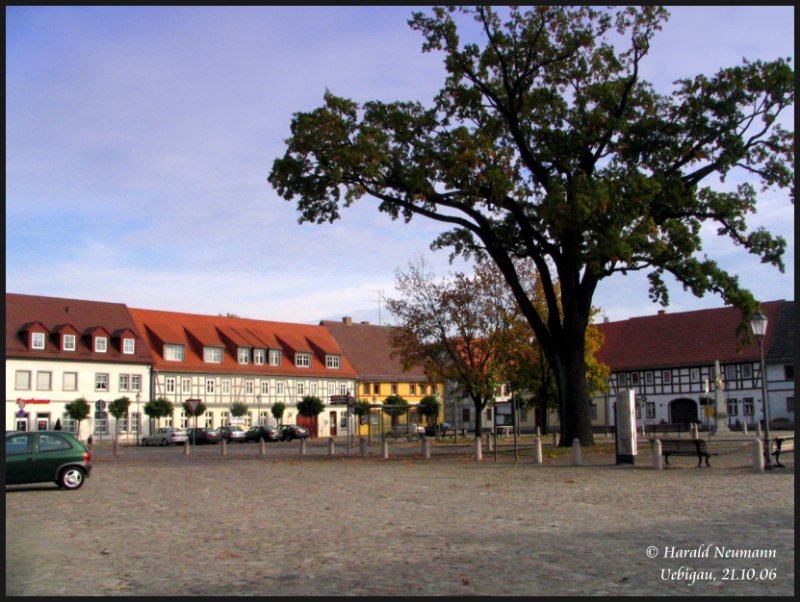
[64,397,91,439]
[382,395,409,428]
[418,395,441,425]
[269,6,794,446]
[297,396,325,437]
[144,397,174,429]
[181,399,208,431]
[271,401,286,427]
[230,401,249,425]
[108,396,131,442]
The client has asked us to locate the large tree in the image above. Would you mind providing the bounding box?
[269,6,794,445]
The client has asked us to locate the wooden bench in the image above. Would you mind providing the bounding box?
[771,437,794,467]
[659,438,714,467]
[648,423,686,437]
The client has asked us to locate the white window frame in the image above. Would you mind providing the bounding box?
[63,334,76,351]
[63,372,78,392]
[164,344,185,361]
[119,374,130,392]
[326,354,341,369]
[725,365,737,380]
[269,349,281,366]
[31,332,45,349]
[95,336,108,353]
[238,347,250,365]
[310,382,318,396]
[741,364,753,379]
[131,374,142,392]
[276,381,285,395]
[205,379,216,394]
[222,379,231,394]
[254,349,266,365]
[123,338,135,354]
[181,378,191,395]
[245,380,255,395]
[95,373,109,392]
[338,383,348,395]
[662,370,672,384]
[690,368,700,382]
[743,397,755,417]
[165,377,176,394]
[260,380,269,395]
[204,346,224,363]
[295,353,311,368]
[36,371,52,391]
[297,382,306,396]
[15,370,32,390]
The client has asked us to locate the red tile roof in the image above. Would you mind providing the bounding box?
[594,300,786,371]
[321,319,429,381]
[129,308,357,378]
[5,293,153,364]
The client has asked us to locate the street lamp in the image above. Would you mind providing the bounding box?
[750,310,772,469]
[135,392,141,446]
[257,394,262,426]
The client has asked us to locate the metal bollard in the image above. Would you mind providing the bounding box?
[382,439,389,459]
[360,437,368,459]
[474,437,483,461]
[652,439,663,470]
[259,438,266,456]
[423,436,431,460]
[328,437,335,457]
[221,439,227,456]
[571,438,582,466]
[184,441,190,456]
[534,435,543,464]
[300,439,306,455]
[752,437,765,473]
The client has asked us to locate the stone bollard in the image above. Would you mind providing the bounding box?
[259,438,266,456]
[221,439,227,456]
[382,439,389,460]
[756,423,762,438]
[300,439,306,455]
[571,438,582,466]
[652,439,663,470]
[742,422,748,435]
[487,432,494,452]
[534,435,543,464]
[423,436,431,460]
[360,437,368,459]
[184,441,190,456]
[328,437,335,457]
[752,437,765,473]
[690,424,697,439]
[474,437,483,461]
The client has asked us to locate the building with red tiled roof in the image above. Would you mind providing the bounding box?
[321,317,445,434]
[591,300,794,430]
[129,308,358,437]
[5,293,153,440]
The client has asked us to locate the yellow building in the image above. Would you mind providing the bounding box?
[321,318,445,436]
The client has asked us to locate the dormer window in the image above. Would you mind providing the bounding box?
[238,347,250,365]
[325,354,341,369]
[204,346,224,364]
[164,344,185,361]
[122,338,135,354]
[63,334,77,351]
[295,352,311,368]
[31,332,46,350]
[95,336,108,353]
[254,349,266,365]
[269,349,281,366]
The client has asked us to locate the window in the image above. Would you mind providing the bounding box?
[123,338,135,354]
[617,373,627,387]
[690,368,700,382]
[94,411,108,434]
[409,383,417,396]
[38,434,73,452]
[276,381,285,395]
[785,365,795,380]
[119,374,130,391]
[119,414,128,432]
[295,353,311,368]
[743,397,754,417]
[63,372,78,391]
[261,380,269,395]
[63,334,76,351]
[95,336,108,353]
[164,344,185,361]
[326,355,341,369]
[131,375,142,392]
[31,332,45,349]
[630,373,640,386]
[391,383,398,395]
[62,414,76,433]
[372,383,381,395]
[462,408,471,423]
[204,346,223,363]
[269,349,281,366]
[297,382,305,396]
[165,377,176,394]
[36,371,52,391]
[254,349,266,365]
[180,411,188,429]
[220,379,230,394]
[15,370,31,390]
[646,402,656,419]
[662,370,672,384]
[725,365,737,380]
[591,403,597,420]
[95,373,109,392]
[205,379,215,394]
[311,382,318,396]
[363,383,370,395]
[238,347,250,364]
[741,364,752,379]
[181,378,191,395]
[645,372,654,385]
[131,412,139,434]
[245,380,255,395]
[420,385,428,395]
[727,398,739,417]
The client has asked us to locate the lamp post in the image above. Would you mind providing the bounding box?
[135,392,141,446]
[750,310,772,469]
[257,394,262,426]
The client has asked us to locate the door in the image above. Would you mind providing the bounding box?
[329,411,337,436]
[669,399,698,427]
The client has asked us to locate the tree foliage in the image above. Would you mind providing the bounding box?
[269,6,794,445]
[297,396,325,418]
[230,401,249,418]
[144,397,174,428]
[271,402,286,426]
[418,395,441,424]
[382,394,409,426]
[181,399,207,417]
[64,397,91,438]
[108,397,131,440]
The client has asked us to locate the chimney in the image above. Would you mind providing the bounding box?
[360,321,370,325]
[658,310,667,316]
[342,317,352,325]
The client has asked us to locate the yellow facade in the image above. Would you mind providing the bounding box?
[355,380,446,435]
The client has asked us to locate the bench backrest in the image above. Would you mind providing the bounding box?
[660,439,708,453]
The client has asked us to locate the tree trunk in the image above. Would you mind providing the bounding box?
[553,324,594,447]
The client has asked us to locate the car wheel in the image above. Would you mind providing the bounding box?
[58,466,85,490]
[161,438,168,446]
[143,438,149,446]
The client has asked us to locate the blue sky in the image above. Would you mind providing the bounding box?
[6,6,795,325]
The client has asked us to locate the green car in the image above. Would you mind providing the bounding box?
[6,431,92,490]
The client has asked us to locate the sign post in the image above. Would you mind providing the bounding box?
[186,399,201,447]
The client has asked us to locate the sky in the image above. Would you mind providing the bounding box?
[6,5,795,326]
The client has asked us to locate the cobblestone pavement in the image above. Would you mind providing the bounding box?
[5,434,794,596]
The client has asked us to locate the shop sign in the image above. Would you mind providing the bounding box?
[16,398,51,404]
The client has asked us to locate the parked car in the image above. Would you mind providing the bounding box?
[216,426,247,443]
[185,427,221,444]
[385,423,425,438]
[142,427,189,447]
[424,422,453,437]
[245,425,281,442]
[6,431,92,490]
[279,425,309,441]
